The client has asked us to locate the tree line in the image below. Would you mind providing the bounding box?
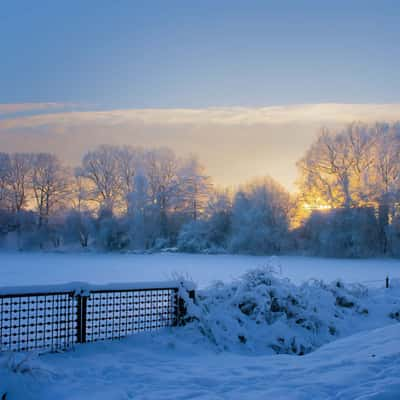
[296,122,400,257]
[0,121,400,257]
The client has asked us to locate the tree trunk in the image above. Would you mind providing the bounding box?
[378,203,389,254]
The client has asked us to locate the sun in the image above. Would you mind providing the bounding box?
[302,202,332,211]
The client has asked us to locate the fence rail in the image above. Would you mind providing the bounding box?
[0,281,194,353]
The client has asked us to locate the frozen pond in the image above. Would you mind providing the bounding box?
[1,252,399,288]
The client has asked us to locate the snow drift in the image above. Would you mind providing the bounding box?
[180,263,400,355]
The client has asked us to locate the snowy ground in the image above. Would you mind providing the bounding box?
[1,253,400,399]
[1,252,400,288]
[1,324,400,400]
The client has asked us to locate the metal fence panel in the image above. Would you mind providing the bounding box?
[0,283,190,353]
[85,288,176,342]
[0,292,77,352]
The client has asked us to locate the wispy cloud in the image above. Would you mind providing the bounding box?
[1,103,400,190]
[0,102,90,119]
[1,103,400,129]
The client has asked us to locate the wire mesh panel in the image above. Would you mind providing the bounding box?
[0,292,77,352]
[0,282,191,352]
[85,288,177,342]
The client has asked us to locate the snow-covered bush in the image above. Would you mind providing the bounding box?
[153,237,170,250]
[298,208,381,258]
[62,210,94,248]
[177,195,231,253]
[177,220,212,252]
[96,209,130,251]
[181,263,396,355]
[387,215,400,257]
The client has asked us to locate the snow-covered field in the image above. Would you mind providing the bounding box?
[1,323,400,400]
[1,253,400,399]
[1,252,400,288]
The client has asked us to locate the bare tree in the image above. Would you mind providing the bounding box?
[297,125,374,209]
[8,153,33,213]
[117,146,144,212]
[80,145,122,212]
[178,155,213,220]
[31,153,70,227]
[368,123,400,252]
[144,148,180,237]
[297,122,400,255]
[0,153,11,209]
[369,123,400,203]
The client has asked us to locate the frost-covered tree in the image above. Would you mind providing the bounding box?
[178,156,213,221]
[229,177,291,254]
[0,153,11,210]
[297,124,374,209]
[7,153,33,213]
[126,171,153,249]
[206,189,232,247]
[31,153,70,227]
[144,148,180,239]
[63,209,94,248]
[177,188,232,253]
[367,123,400,252]
[299,208,380,257]
[117,146,144,212]
[297,122,400,255]
[80,145,122,212]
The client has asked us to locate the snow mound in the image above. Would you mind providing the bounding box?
[181,264,400,355]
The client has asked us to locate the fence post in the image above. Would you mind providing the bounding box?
[174,287,195,326]
[76,293,88,343]
[386,276,389,289]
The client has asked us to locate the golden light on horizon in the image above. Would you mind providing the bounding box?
[302,203,332,211]
[289,198,333,230]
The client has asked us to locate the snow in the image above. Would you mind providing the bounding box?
[0,252,399,288]
[1,323,400,399]
[183,267,400,355]
[0,280,194,296]
[0,254,400,399]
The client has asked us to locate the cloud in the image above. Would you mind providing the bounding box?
[1,103,400,190]
[0,102,89,118]
[0,103,59,115]
[1,103,400,129]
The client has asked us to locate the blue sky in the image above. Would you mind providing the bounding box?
[1,0,400,108]
[2,1,400,189]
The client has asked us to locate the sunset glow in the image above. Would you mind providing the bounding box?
[302,203,332,211]
[2,2,400,398]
